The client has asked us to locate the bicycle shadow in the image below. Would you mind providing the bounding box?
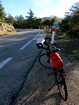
[18,89,62,105]
[42,92,62,105]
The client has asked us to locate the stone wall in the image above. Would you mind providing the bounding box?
[0,22,16,35]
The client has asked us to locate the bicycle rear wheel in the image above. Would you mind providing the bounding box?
[39,53,52,68]
[57,71,68,101]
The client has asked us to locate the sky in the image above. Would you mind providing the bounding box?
[1,0,79,18]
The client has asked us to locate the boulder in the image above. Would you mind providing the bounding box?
[0,22,16,35]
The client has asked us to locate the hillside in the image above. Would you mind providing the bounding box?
[42,15,62,20]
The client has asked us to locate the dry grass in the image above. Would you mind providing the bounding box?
[55,34,79,61]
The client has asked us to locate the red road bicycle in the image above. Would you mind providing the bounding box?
[36,37,68,101]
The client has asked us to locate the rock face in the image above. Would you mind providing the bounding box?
[0,22,16,35]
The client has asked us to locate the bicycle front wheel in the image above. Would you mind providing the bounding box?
[39,53,52,68]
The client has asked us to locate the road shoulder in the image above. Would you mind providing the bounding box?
[14,34,79,105]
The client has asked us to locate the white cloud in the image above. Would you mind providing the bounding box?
[35,7,65,18]
[60,0,79,10]
[33,0,79,18]
[33,0,52,8]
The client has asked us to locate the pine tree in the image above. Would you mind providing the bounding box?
[0,2,6,22]
[26,9,34,28]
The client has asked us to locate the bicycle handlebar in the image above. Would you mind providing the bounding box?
[42,43,60,53]
[36,37,60,53]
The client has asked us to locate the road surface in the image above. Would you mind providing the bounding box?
[0,29,46,105]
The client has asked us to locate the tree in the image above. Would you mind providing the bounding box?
[26,9,35,28]
[59,17,70,33]
[26,9,34,20]
[42,19,51,26]
[60,2,79,38]
[53,16,59,23]
[5,14,14,25]
[0,2,6,22]
[33,18,42,28]
[14,15,26,28]
[67,2,79,38]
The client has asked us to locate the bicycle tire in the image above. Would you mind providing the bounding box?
[57,71,68,101]
[39,53,52,68]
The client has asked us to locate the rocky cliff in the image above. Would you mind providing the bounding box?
[0,22,16,35]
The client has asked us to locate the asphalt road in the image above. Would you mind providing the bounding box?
[0,29,46,105]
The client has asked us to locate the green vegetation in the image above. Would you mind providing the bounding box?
[0,2,6,22]
[60,2,79,39]
[58,2,79,61]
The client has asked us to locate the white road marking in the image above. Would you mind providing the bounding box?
[0,31,40,69]
[32,35,38,40]
[0,57,12,69]
[19,40,32,50]
[19,33,39,50]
